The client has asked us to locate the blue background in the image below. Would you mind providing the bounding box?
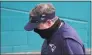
[1,1,91,53]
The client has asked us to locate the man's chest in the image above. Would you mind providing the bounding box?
[41,39,62,55]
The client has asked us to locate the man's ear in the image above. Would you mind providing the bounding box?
[46,19,52,26]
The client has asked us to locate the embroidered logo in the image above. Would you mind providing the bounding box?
[41,14,46,20]
[41,17,45,20]
[49,44,56,52]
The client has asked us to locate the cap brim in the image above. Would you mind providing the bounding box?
[24,21,39,31]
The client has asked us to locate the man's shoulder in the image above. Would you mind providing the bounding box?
[54,21,76,37]
[54,22,83,44]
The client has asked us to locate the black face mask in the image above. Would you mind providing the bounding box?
[34,19,61,40]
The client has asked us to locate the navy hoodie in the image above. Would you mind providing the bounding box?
[41,21,85,55]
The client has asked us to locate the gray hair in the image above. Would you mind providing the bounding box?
[30,3,58,23]
[30,3,55,16]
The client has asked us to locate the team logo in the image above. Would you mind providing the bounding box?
[49,44,56,52]
[41,17,45,20]
[41,14,46,20]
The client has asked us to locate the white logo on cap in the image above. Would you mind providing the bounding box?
[41,18,45,20]
[41,14,46,20]
[42,14,46,16]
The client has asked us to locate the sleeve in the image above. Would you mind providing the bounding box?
[62,39,85,55]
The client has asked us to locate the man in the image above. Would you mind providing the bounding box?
[24,3,85,55]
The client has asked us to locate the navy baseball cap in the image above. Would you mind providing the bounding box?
[24,3,55,31]
[24,12,55,31]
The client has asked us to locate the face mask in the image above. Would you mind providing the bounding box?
[34,19,61,40]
